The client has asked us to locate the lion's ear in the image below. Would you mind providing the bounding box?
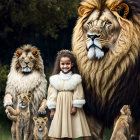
[33,117,37,122]
[44,117,48,122]
[16,49,22,57]
[120,105,129,115]
[78,6,93,17]
[32,49,40,57]
[78,6,85,16]
[27,93,32,100]
[111,3,129,19]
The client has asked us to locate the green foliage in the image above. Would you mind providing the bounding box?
[0,99,12,140]
[0,62,9,93]
[103,127,113,140]
[0,0,80,39]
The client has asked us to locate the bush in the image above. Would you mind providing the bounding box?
[0,62,9,96]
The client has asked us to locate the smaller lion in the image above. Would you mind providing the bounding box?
[33,117,49,140]
[6,93,32,140]
[110,105,132,140]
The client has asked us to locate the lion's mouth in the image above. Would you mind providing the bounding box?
[38,127,43,132]
[19,102,27,109]
[87,43,109,59]
[22,66,31,73]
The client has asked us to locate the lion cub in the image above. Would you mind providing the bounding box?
[33,117,49,140]
[110,105,132,140]
[6,93,32,140]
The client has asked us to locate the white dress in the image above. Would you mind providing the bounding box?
[47,71,91,138]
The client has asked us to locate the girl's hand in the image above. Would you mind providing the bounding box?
[71,107,77,115]
[50,109,55,119]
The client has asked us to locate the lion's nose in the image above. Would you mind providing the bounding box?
[25,62,29,65]
[87,34,100,40]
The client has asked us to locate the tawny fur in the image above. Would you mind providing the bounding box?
[33,117,49,140]
[6,93,32,140]
[110,105,132,140]
[72,0,140,139]
[3,44,47,140]
[72,0,140,103]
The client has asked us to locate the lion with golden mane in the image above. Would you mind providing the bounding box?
[3,44,47,140]
[72,0,140,139]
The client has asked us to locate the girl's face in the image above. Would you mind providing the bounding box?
[60,57,73,74]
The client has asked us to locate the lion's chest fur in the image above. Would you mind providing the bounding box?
[6,69,47,115]
[17,109,30,126]
[7,70,42,93]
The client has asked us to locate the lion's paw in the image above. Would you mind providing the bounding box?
[5,109,9,114]
[4,101,13,108]
[38,106,46,115]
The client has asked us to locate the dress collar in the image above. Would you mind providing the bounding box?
[60,71,72,80]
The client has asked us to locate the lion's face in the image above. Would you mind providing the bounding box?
[18,51,36,73]
[120,105,131,116]
[33,117,48,132]
[14,45,42,74]
[83,8,120,59]
[17,93,32,109]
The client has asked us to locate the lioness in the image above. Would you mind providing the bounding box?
[6,93,32,140]
[110,105,132,140]
[33,117,49,140]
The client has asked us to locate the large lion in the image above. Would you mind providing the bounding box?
[72,0,140,139]
[3,44,47,140]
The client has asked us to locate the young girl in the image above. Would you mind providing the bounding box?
[47,50,91,139]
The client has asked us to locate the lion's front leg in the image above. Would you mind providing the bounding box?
[84,115,104,140]
[16,121,22,140]
[24,121,30,140]
[28,119,34,140]
[11,122,16,140]
[43,135,49,140]
[6,106,19,116]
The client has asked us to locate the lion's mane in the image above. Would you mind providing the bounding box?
[72,0,140,126]
[4,44,47,115]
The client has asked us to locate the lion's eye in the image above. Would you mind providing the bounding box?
[37,121,39,124]
[21,57,24,60]
[30,57,33,60]
[103,20,112,27]
[42,121,44,123]
[87,21,92,26]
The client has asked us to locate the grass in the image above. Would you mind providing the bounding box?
[0,120,12,140]
[103,128,113,140]
[0,122,112,140]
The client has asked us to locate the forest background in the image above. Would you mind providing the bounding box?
[0,0,111,139]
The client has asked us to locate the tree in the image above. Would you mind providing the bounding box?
[0,62,9,95]
[0,0,80,39]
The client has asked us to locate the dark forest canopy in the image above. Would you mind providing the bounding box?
[0,0,80,38]
[0,0,80,65]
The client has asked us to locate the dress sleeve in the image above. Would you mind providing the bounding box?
[46,84,58,110]
[72,83,86,108]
